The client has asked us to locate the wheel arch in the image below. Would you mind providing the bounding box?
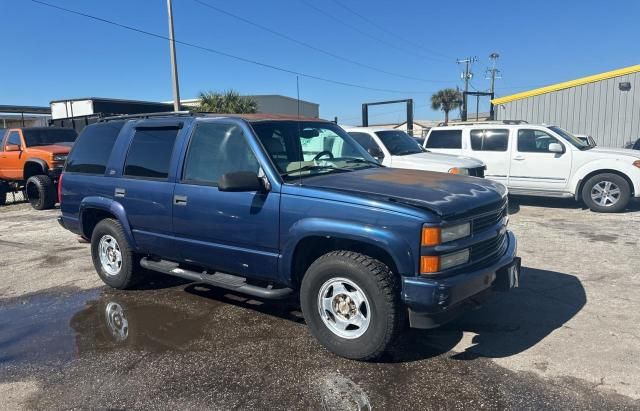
[79,197,136,248]
[23,159,48,180]
[574,169,635,201]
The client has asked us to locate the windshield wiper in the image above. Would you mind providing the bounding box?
[345,158,382,167]
[281,165,352,177]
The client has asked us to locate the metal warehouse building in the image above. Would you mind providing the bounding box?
[493,64,640,148]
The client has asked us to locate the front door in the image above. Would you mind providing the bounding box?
[508,129,572,191]
[172,119,280,280]
[0,130,24,180]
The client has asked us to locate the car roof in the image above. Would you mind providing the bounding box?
[428,123,556,130]
[100,111,328,124]
[343,126,403,133]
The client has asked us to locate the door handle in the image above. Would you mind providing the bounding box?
[174,195,188,206]
[114,188,126,197]
[513,156,525,161]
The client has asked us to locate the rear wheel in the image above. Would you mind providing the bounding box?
[26,175,56,210]
[91,218,144,289]
[582,173,631,213]
[0,183,7,206]
[300,250,405,360]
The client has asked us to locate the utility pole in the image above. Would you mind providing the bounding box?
[457,56,477,121]
[166,0,181,111]
[485,52,501,119]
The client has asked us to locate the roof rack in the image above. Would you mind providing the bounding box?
[99,111,193,122]
[436,119,528,126]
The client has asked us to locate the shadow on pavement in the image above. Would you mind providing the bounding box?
[508,195,640,214]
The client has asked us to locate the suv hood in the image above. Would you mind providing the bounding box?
[588,147,640,159]
[391,151,484,171]
[302,168,506,218]
[26,143,73,154]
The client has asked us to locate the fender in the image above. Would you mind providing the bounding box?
[23,158,49,177]
[570,160,640,197]
[280,217,416,282]
[79,196,136,249]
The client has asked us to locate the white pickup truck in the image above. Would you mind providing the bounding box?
[424,122,640,212]
[344,127,486,177]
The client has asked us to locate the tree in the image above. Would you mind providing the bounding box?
[196,90,258,114]
[430,88,462,124]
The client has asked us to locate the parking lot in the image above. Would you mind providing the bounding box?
[1,198,639,409]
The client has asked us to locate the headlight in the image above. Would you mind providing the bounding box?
[448,167,469,175]
[53,155,67,162]
[633,160,640,168]
[420,248,470,274]
[421,222,471,246]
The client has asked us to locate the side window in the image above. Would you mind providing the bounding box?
[124,127,179,179]
[7,131,21,147]
[470,129,509,151]
[348,132,378,152]
[65,122,124,174]
[182,122,259,185]
[517,129,561,153]
[426,130,462,149]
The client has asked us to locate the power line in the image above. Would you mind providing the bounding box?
[193,0,453,84]
[30,0,434,95]
[298,0,446,63]
[327,0,452,61]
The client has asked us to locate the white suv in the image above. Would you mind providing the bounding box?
[424,122,640,212]
[344,127,486,177]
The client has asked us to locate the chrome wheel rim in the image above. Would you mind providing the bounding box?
[591,181,621,207]
[98,235,122,276]
[317,277,371,339]
[104,302,128,341]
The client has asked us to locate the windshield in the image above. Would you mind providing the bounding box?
[23,128,77,147]
[250,121,379,180]
[375,130,423,155]
[548,126,590,150]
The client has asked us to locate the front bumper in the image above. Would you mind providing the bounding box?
[48,167,63,180]
[402,230,518,329]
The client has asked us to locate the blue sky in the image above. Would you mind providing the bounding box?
[1,0,639,124]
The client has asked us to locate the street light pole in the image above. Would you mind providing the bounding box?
[166,0,181,111]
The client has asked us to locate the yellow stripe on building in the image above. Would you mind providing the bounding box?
[492,64,640,105]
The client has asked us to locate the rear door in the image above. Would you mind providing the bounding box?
[172,118,280,280]
[115,120,182,259]
[0,130,24,180]
[424,128,464,156]
[508,128,572,191]
[468,128,510,186]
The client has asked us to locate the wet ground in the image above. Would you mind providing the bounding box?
[0,280,637,410]
[1,199,639,409]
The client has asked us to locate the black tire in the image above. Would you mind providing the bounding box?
[0,183,7,206]
[582,173,631,213]
[26,175,56,210]
[91,218,143,289]
[300,250,405,360]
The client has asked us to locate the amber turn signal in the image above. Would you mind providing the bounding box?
[420,256,440,274]
[421,227,441,246]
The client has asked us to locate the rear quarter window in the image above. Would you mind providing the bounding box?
[65,121,125,174]
[426,129,462,149]
[123,128,179,179]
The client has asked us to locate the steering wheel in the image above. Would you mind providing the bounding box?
[313,150,334,161]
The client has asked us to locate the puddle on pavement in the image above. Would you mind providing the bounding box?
[0,280,633,410]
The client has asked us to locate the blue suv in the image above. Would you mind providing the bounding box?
[58,113,520,360]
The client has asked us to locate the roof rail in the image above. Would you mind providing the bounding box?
[99,111,193,122]
[436,119,528,126]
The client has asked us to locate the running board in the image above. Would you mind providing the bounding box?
[140,258,293,299]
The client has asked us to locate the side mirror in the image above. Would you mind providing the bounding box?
[367,147,384,160]
[218,171,264,192]
[548,143,564,153]
[5,144,21,152]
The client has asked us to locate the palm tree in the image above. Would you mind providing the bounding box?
[430,88,462,124]
[196,90,258,114]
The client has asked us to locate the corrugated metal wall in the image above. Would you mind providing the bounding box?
[496,71,640,148]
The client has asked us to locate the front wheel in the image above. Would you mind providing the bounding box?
[300,251,405,360]
[26,175,56,210]
[582,173,631,213]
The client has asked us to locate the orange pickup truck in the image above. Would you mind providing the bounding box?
[0,127,77,209]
